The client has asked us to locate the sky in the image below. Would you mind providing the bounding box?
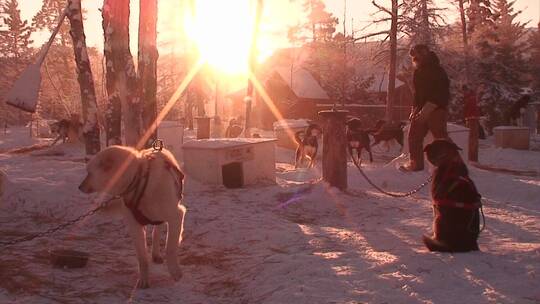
[14,0,540,54]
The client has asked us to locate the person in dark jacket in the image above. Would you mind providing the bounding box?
[401,44,451,172]
[422,139,481,252]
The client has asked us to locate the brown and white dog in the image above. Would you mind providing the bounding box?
[79,146,186,288]
[49,119,83,145]
[225,118,243,138]
[294,124,322,168]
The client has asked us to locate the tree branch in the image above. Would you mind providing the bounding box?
[354,30,390,41]
[372,0,392,16]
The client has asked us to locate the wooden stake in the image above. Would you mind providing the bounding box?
[319,110,348,190]
[466,117,479,162]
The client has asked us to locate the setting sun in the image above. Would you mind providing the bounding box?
[184,0,260,75]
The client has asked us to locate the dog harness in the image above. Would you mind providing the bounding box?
[433,164,482,210]
[434,198,482,210]
[122,152,183,226]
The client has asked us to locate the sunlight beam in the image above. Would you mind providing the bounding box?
[248,72,298,144]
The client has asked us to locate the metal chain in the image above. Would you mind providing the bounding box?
[350,153,432,198]
[0,196,119,250]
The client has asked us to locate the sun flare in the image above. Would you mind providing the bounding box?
[184,0,260,75]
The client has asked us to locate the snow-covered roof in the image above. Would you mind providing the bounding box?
[274,67,330,100]
[273,119,310,130]
[182,138,276,149]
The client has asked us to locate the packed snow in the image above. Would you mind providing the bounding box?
[0,126,539,303]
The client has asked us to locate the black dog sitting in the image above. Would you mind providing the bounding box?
[294,124,322,168]
[346,118,373,165]
[423,139,482,252]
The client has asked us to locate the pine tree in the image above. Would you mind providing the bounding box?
[302,0,338,43]
[0,0,33,61]
[473,0,529,129]
[401,0,447,47]
[529,23,540,99]
[33,0,81,115]
[32,0,72,47]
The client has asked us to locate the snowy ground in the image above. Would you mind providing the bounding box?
[1,126,539,303]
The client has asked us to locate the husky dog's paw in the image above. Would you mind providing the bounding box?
[152,254,164,264]
[136,277,150,289]
[168,265,183,281]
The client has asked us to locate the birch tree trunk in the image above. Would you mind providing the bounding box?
[66,0,101,155]
[138,0,158,148]
[386,0,398,121]
[102,0,141,147]
[102,2,121,146]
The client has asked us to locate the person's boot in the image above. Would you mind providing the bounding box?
[422,234,451,252]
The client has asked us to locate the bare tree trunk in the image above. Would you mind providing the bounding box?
[386,0,398,121]
[138,0,159,148]
[67,0,101,155]
[420,0,432,45]
[458,0,469,49]
[458,0,470,81]
[102,1,121,145]
[102,0,141,147]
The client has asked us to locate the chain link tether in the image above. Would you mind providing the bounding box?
[350,151,432,198]
[0,196,118,250]
[152,139,164,152]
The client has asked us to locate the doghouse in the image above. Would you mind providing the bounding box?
[493,126,530,150]
[182,138,277,188]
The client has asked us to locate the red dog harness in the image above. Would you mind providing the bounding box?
[433,173,482,210]
[122,152,183,226]
[433,199,481,210]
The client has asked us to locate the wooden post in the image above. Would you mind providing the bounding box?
[319,110,348,190]
[196,116,211,139]
[466,117,479,162]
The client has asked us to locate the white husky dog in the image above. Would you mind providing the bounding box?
[79,146,186,288]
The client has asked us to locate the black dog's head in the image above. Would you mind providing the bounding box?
[346,118,363,131]
[424,139,462,167]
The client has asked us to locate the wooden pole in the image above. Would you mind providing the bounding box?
[466,117,479,162]
[319,110,348,190]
